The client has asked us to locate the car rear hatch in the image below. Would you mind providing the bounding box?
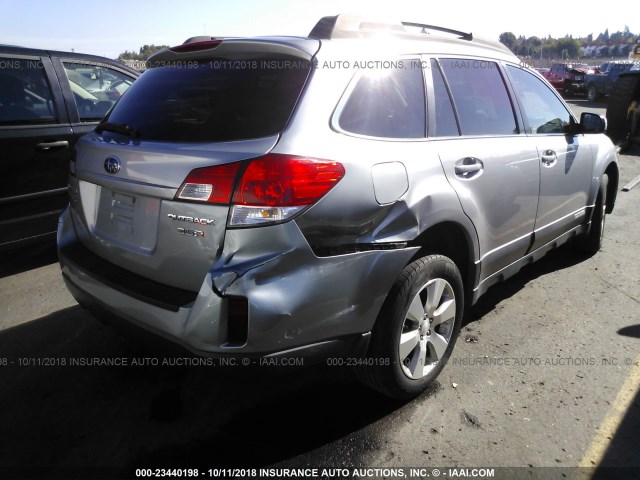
[68,37,319,293]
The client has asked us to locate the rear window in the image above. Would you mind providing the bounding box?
[337,60,426,138]
[104,57,311,142]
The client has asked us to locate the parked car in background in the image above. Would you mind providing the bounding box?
[606,67,640,144]
[585,61,640,101]
[0,46,138,251]
[58,15,618,399]
[543,62,594,97]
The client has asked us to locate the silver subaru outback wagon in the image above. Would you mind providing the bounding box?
[58,15,618,399]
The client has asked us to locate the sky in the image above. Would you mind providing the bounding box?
[1,0,638,59]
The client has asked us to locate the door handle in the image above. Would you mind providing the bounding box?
[36,141,69,151]
[541,150,557,166]
[454,157,484,177]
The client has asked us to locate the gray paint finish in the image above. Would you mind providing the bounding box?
[58,29,618,364]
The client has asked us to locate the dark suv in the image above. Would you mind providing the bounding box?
[58,16,618,399]
[0,46,138,251]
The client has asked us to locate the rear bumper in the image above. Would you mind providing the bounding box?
[62,270,370,362]
[58,206,416,359]
[562,81,586,93]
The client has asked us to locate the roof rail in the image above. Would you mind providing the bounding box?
[401,22,473,41]
[309,15,405,39]
[309,15,473,42]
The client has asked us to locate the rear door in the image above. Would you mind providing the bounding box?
[548,64,562,89]
[505,65,593,249]
[430,58,540,285]
[0,50,73,248]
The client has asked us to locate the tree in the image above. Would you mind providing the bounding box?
[610,31,623,42]
[528,36,541,47]
[523,36,542,57]
[117,44,169,62]
[595,29,611,44]
[498,27,640,60]
[556,37,581,59]
[499,32,517,51]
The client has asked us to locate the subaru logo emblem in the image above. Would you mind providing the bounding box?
[104,157,121,174]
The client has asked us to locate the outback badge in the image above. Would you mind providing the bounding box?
[167,213,215,238]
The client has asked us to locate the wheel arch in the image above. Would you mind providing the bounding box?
[406,221,479,306]
[604,161,619,214]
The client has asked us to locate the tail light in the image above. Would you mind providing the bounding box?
[176,162,242,203]
[169,40,223,53]
[175,154,345,226]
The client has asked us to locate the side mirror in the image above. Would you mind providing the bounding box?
[580,112,606,134]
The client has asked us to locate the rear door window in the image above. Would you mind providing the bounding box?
[63,62,135,122]
[105,57,311,142]
[0,58,58,124]
[438,59,518,136]
[337,59,426,138]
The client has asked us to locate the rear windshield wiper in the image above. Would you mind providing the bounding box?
[95,122,140,138]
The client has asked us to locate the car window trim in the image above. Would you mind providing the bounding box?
[424,56,461,139]
[433,55,523,139]
[50,56,137,125]
[503,63,578,137]
[63,60,133,124]
[0,53,69,126]
[58,57,137,77]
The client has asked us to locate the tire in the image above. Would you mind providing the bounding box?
[562,82,573,98]
[587,84,598,102]
[606,75,640,144]
[575,174,608,254]
[358,255,464,399]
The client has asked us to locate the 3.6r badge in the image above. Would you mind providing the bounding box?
[167,213,215,238]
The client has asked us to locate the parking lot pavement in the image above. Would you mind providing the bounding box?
[565,97,607,118]
[0,114,638,476]
[0,243,77,330]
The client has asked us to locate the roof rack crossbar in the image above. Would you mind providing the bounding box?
[401,22,473,41]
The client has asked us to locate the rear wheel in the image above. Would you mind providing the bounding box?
[575,174,608,254]
[587,84,598,102]
[358,255,463,399]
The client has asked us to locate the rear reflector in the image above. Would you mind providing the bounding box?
[226,297,249,346]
